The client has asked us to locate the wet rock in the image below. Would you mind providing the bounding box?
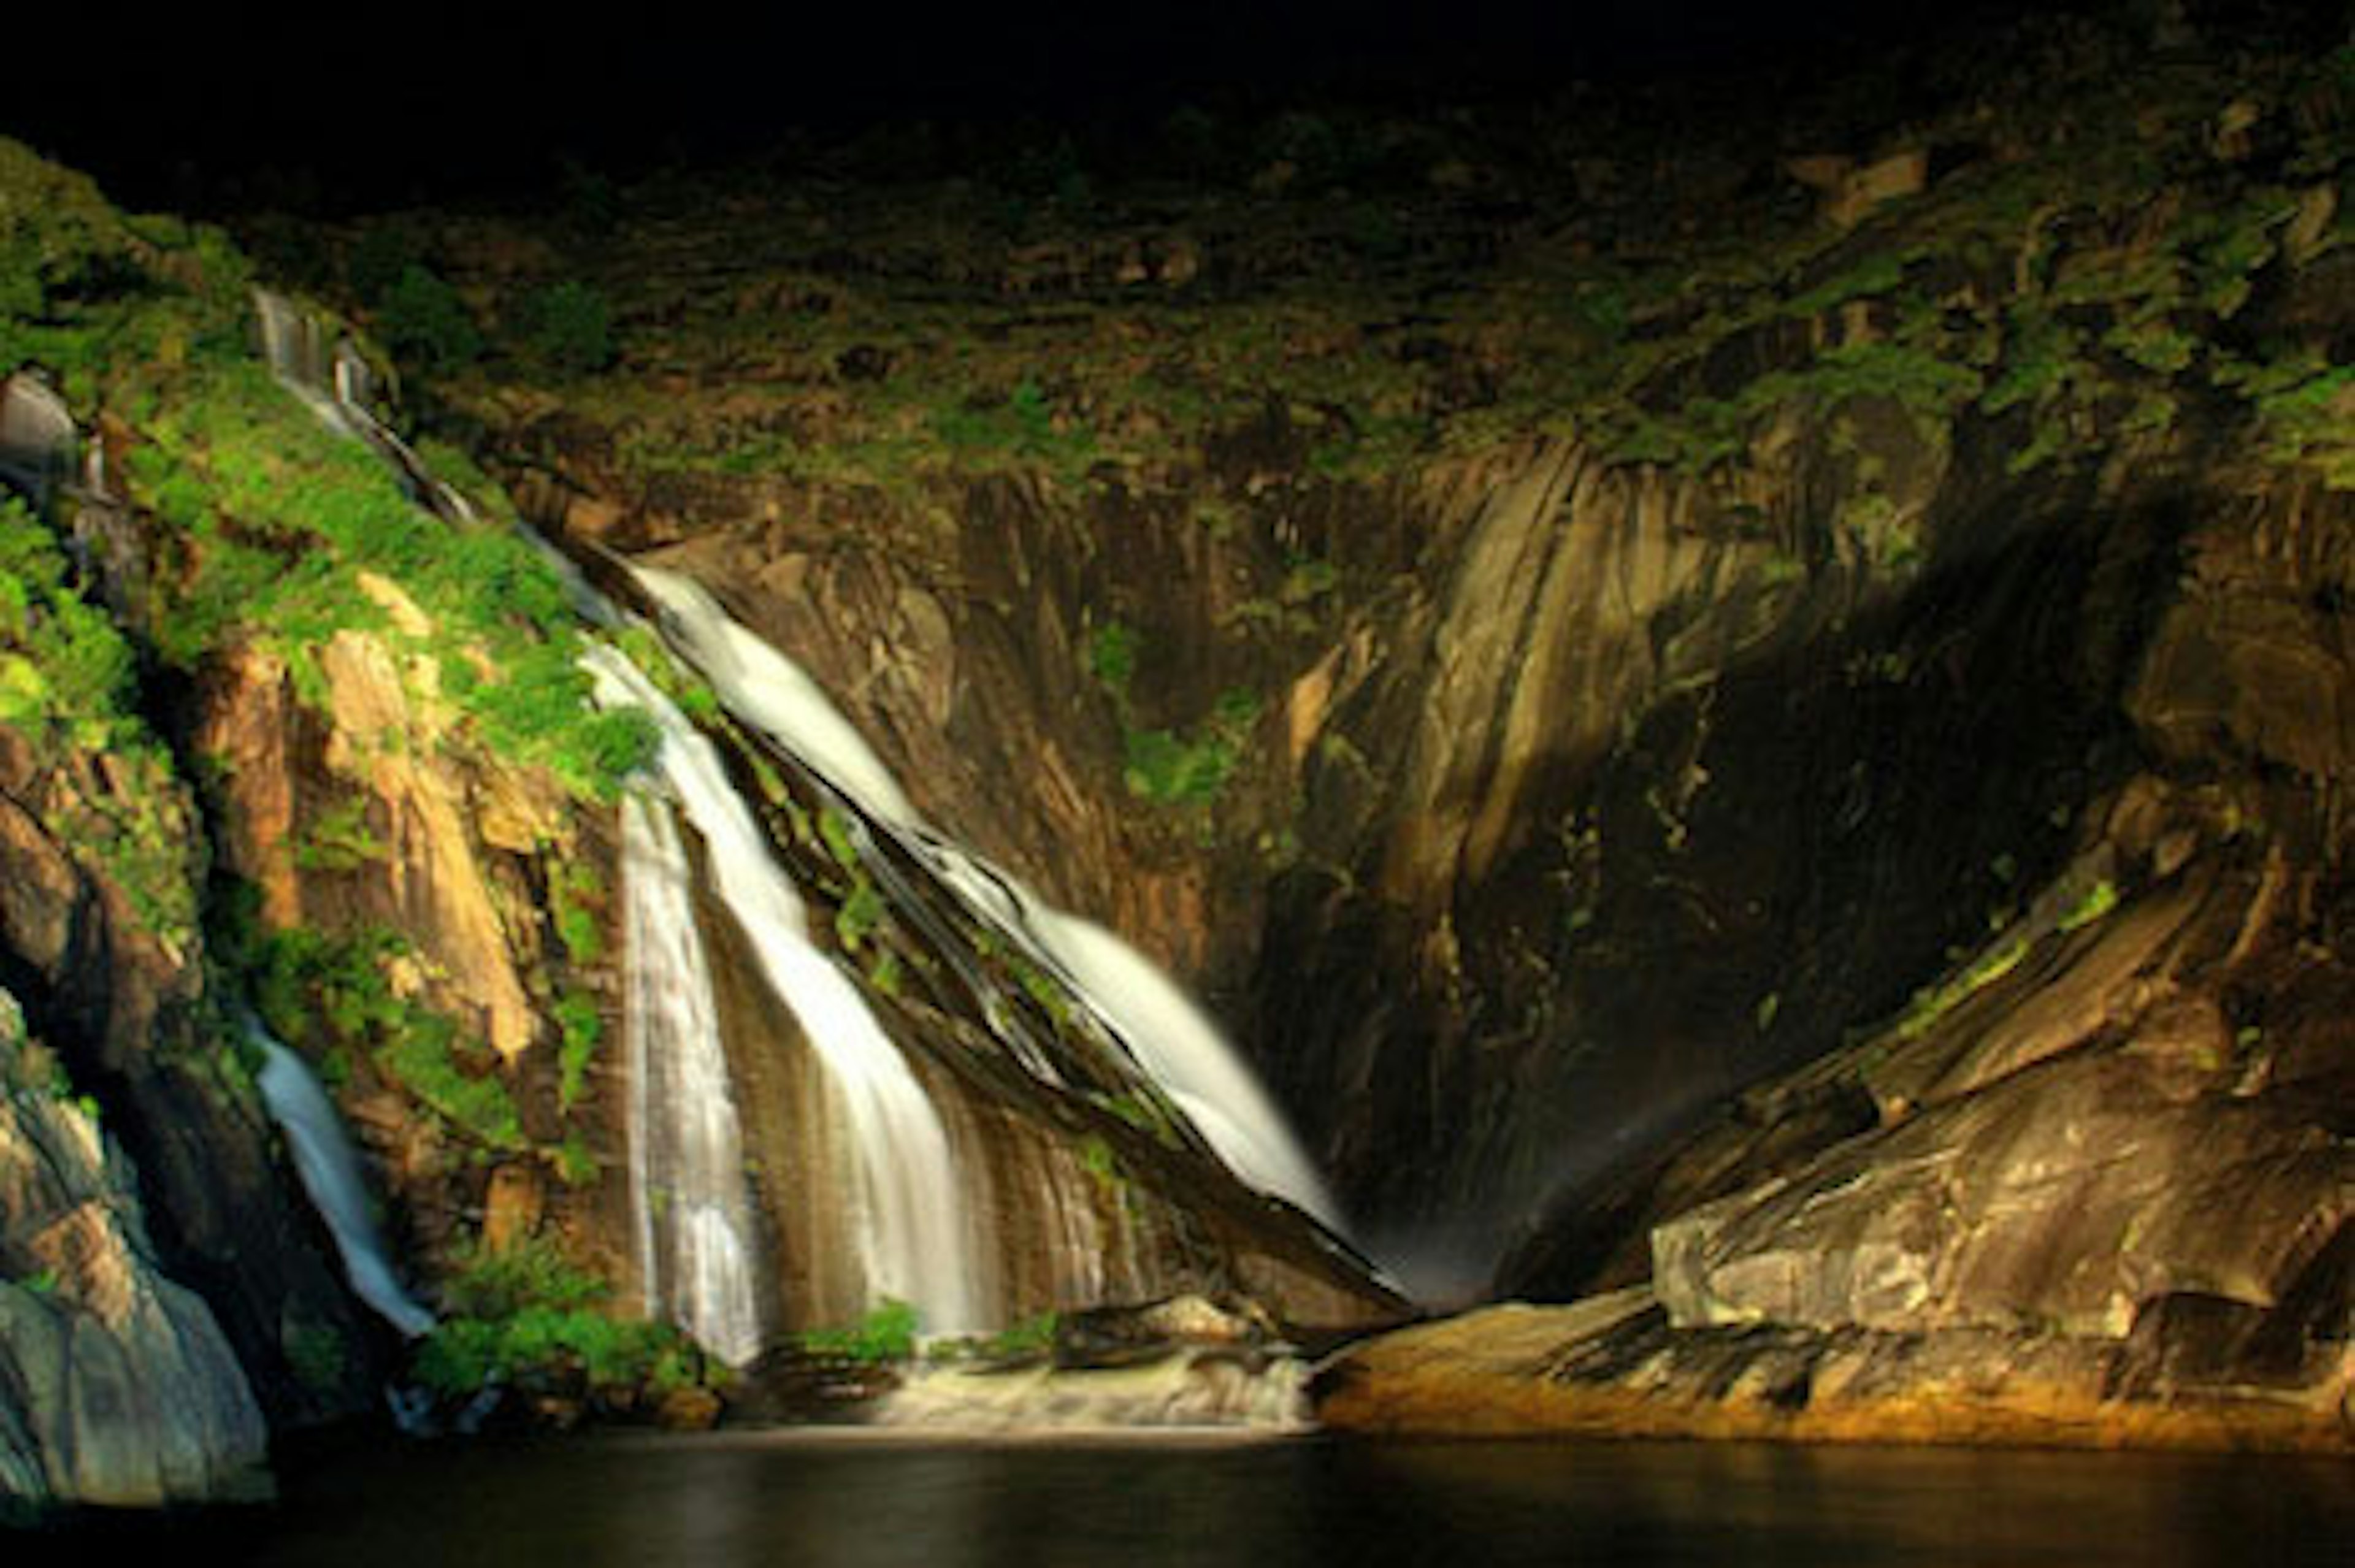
[1317,1287,2354,1451]
[653,1385,724,1431]
[0,998,273,1512]
[1054,1293,1280,1367]
[0,373,73,506]
[1785,151,1929,229]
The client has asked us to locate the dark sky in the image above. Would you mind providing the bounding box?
[1,1,2312,210]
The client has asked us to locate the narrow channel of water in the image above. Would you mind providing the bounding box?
[55,1433,2355,1567]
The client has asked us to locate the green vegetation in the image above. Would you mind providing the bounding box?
[337,14,2348,517]
[1123,689,1261,807]
[1890,933,2032,1045]
[377,264,481,374]
[281,1318,350,1396]
[521,280,616,375]
[4,138,654,810]
[834,874,887,952]
[549,861,607,964]
[250,924,526,1153]
[2056,878,2120,934]
[294,795,387,871]
[554,989,602,1113]
[414,1236,722,1398]
[1084,619,1138,698]
[1094,1088,1185,1150]
[0,499,198,945]
[792,1299,1063,1366]
[931,1311,1060,1363]
[123,355,656,800]
[795,1296,921,1363]
[1081,618,1262,808]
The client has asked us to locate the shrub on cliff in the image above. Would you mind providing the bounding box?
[414,1237,722,1402]
[521,280,615,375]
[376,263,481,375]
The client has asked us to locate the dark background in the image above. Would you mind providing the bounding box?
[1,0,2185,210]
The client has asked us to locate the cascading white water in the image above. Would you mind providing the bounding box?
[630,565,1344,1231]
[253,289,474,523]
[587,646,981,1335]
[632,566,921,830]
[618,793,765,1367]
[250,1023,437,1339]
[1019,911,1342,1229]
[248,286,1358,1360]
[877,1350,1314,1434]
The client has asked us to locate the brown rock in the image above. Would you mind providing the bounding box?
[481,1164,546,1253]
[654,1386,724,1431]
[0,1048,273,1510]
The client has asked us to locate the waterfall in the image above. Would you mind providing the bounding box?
[632,566,920,829]
[251,1023,437,1339]
[587,646,981,1336]
[630,565,1344,1231]
[253,289,474,523]
[1019,911,1342,1230]
[619,793,765,1367]
[245,286,1360,1360]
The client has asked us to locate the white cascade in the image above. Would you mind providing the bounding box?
[632,565,919,829]
[253,289,474,522]
[587,645,981,1335]
[251,1023,437,1339]
[629,565,1342,1230]
[1020,909,1341,1228]
[877,1350,1314,1434]
[618,792,765,1367]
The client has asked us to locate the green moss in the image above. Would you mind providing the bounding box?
[1084,618,1138,698]
[294,796,386,871]
[834,874,886,952]
[2056,878,2120,933]
[0,499,197,945]
[1122,688,1260,808]
[415,1236,721,1396]
[555,989,602,1112]
[378,1022,524,1153]
[282,1318,351,1396]
[550,861,607,965]
[1076,1133,1122,1186]
[930,1311,1059,1363]
[1095,1088,1184,1150]
[520,280,616,375]
[816,805,860,873]
[253,925,525,1153]
[1891,933,2032,1044]
[797,1296,921,1361]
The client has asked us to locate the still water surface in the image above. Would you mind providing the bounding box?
[60,1430,2355,1566]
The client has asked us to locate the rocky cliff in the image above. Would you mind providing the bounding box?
[318,11,2346,1439]
[0,130,1401,1513]
[0,1,2348,1505]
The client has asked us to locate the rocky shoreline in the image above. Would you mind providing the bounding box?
[1314,1293,2355,1454]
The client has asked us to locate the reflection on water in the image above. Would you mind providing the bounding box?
[49,1431,2355,1567]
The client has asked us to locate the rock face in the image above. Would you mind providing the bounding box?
[0,6,2348,1475]
[1314,1287,2355,1451]
[0,992,270,1513]
[0,667,378,1456]
[451,18,2355,1290]
[421,16,2354,1432]
[1323,449,2355,1440]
